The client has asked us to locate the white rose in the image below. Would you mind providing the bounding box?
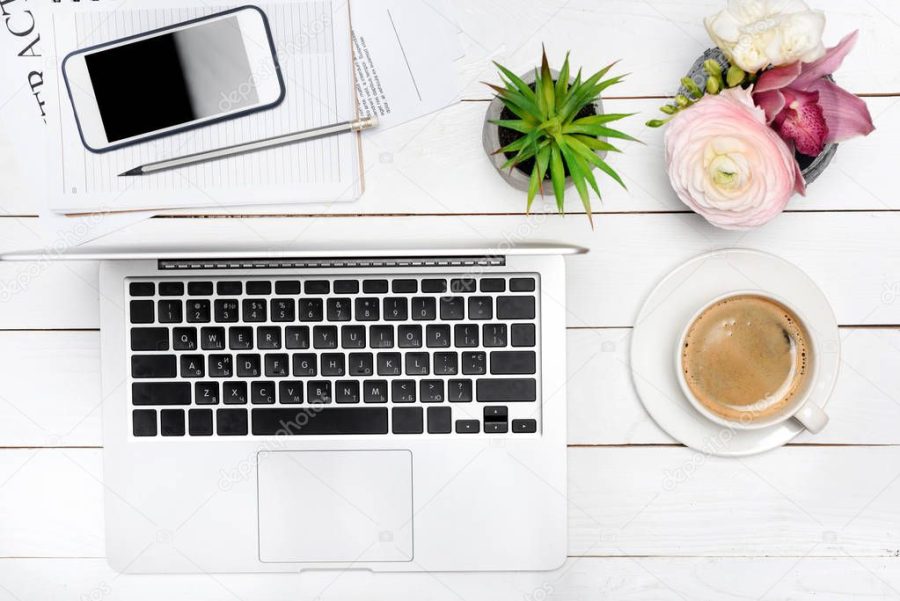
[705,0,826,72]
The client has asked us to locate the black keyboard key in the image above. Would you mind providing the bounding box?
[392,279,417,293]
[421,279,447,293]
[335,381,360,404]
[355,298,380,321]
[327,298,352,321]
[383,297,408,321]
[342,326,366,349]
[214,299,239,323]
[195,382,220,405]
[454,324,479,348]
[243,299,267,322]
[130,300,154,324]
[180,355,204,378]
[320,353,345,377]
[512,419,537,433]
[188,409,213,436]
[252,407,388,435]
[483,406,508,420]
[159,282,185,296]
[305,280,330,295]
[307,381,332,404]
[265,354,290,377]
[377,353,402,376]
[186,300,211,323]
[440,297,465,320]
[129,282,154,297]
[511,323,536,347]
[160,409,185,436]
[270,299,295,322]
[200,327,226,350]
[398,325,422,348]
[364,380,388,403]
[434,352,458,375]
[448,379,473,402]
[485,421,508,433]
[274,280,300,295]
[131,328,168,351]
[490,351,537,375]
[349,352,374,376]
[158,300,183,323]
[392,380,416,403]
[299,298,324,322]
[246,281,272,295]
[131,355,176,379]
[172,327,198,351]
[217,409,248,435]
[334,280,359,294]
[411,297,436,320]
[229,327,253,350]
[427,407,452,434]
[426,324,451,348]
[456,420,480,434]
[224,382,248,405]
[477,378,537,402]
[468,297,493,320]
[363,279,388,294]
[279,381,304,404]
[313,326,338,349]
[498,296,536,319]
[462,351,487,375]
[285,326,310,349]
[450,278,476,293]
[208,354,233,378]
[257,326,282,350]
[188,282,213,296]
[292,354,317,376]
[217,281,242,295]
[480,278,506,293]
[509,278,536,292]
[236,354,261,377]
[252,381,276,404]
[132,381,190,405]
[369,325,394,348]
[483,324,507,347]
[392,407,423,434]
[132,409,157,436]
[420,380,445,403]
[405,353,429,375]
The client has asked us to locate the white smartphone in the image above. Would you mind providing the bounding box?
[62,6,285,153]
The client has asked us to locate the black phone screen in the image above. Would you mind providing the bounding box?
[84,15,259,142]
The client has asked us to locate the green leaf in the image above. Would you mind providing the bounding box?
[549,144,566,213]
[533,68,547,118]
[554,52,570,113]
[562,123,641,143]
[566,135,627,190]
[571,113,635,126]
[540,48,556,118]
[493,62,537,101]
[558,142,593,227]
[526,144,552,213]
[489,119,535,134]
[571,134,621,153]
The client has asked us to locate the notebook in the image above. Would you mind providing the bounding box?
[44,0,362,214]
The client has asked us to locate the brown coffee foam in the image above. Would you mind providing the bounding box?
[682,295,809,422]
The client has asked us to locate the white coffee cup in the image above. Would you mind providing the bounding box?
[675,291,829,433]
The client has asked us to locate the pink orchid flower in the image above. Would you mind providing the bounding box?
[753,31,875,157]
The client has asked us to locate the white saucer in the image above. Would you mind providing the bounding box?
[630,249,840,456]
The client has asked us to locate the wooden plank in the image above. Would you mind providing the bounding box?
[3,447,900,558]
[2,328,898,448]
[1,212,899,329]
[2,556,900,601]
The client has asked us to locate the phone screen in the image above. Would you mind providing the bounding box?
[84,16,259,142]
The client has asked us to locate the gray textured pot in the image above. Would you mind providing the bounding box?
[482,69,604,194]
[680,48,837,185]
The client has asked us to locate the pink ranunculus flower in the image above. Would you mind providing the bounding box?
[665,87,806,230]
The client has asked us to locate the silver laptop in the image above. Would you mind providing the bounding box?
[5,244,581,573]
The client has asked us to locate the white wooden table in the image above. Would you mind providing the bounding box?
[2,1,900,599]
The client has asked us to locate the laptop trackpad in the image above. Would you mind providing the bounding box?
[257,450,413,563]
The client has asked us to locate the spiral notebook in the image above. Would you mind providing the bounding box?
[45,0,362,214]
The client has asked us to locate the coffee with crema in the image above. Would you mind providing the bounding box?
[681,295,811,423]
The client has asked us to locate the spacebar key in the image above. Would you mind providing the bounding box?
[251,408,388,435]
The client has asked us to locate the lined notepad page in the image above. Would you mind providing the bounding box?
[47,0,360,213]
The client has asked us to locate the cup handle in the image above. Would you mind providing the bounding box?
[794,402,829,434]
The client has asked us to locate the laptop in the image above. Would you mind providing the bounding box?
[3,244,582,573]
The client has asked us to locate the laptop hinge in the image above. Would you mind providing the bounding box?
[157,256,506,271]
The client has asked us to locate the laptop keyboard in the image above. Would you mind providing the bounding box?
[126,274,541,438]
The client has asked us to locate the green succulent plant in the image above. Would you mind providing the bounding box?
[488,48,638,226]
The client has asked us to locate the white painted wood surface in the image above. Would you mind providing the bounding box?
[1,1,899,599]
